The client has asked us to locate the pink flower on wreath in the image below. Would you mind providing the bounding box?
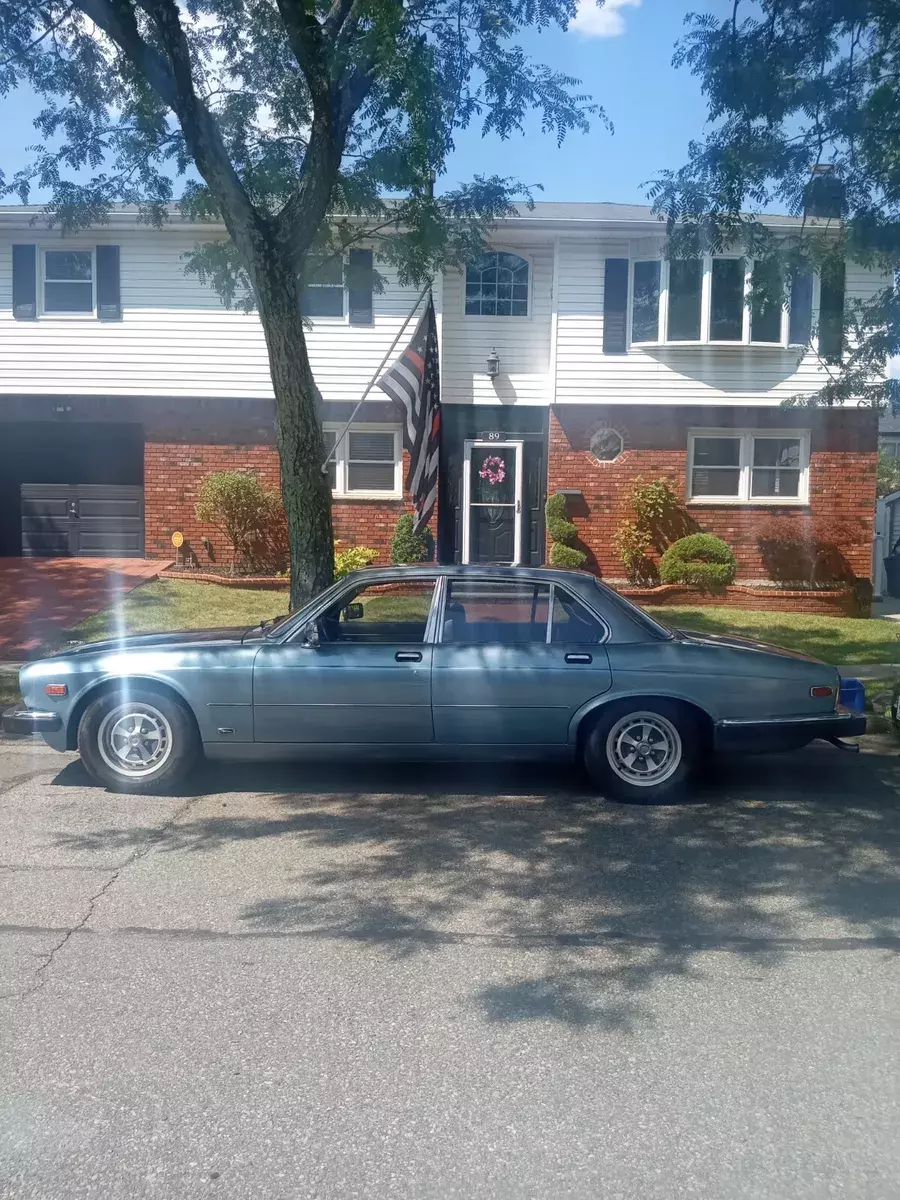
[479,455,506,486]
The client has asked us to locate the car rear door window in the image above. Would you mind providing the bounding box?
[442,580,550,644]
[549,589,606,644]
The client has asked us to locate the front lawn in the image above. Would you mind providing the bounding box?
[50,578,290,649]
[645,604,900,665]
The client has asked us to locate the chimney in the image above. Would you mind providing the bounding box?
[803,164,846,220]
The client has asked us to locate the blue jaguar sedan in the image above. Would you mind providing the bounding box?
[2,566,865,802]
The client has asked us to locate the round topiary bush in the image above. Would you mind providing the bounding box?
[658,533,737,589]
[549,542,588,569]
[545,493,587,569]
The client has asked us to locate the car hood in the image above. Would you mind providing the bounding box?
[673,627,823,665]
[51,626,256,657]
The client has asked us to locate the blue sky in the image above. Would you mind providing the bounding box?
[0,1,722,207]
[445,0,718,203]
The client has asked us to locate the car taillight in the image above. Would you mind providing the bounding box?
[44,684,68,697]
[810,686,834,698]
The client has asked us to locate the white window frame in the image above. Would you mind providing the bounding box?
[627,256,819,350]
[302,255,346,322]
[462,248,533,320]
[323,422,403,499]
[687,428,811,506]
[39,246,96,319]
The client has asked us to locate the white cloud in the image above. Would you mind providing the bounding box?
[569,0,640,38]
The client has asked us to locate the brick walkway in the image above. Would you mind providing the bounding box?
[0,558,165,660]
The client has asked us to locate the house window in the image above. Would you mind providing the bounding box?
[667,260,703,341]
[42,249,94,314]
[465,252,529,317]
[624,257,819,349]
[709,258,745,341]
[590,428,624,462]
[302,256,344,318]
[322,424,401,497]
[688,430,810,503]
[880,434,900,459]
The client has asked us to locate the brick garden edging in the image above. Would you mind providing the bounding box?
[616,582,862,617]
[160,569,288,591]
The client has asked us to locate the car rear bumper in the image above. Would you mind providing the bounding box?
[2,707,63,736]
[715,710,866,753]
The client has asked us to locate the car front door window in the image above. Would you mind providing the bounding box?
[317,581,436,644]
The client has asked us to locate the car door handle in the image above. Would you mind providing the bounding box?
[395,651,423,662]
[565,653,592,664]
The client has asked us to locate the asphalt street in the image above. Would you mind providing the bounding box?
[1,735,900,1200]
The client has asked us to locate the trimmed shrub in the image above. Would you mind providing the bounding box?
[756,515,858,585]
[334,544,378,578]
[545,493,587,569]
[550,542,588,569]
[195,470,286,574]
[659,533,737,589]
[390,513,428,564]
[612,520,655,585]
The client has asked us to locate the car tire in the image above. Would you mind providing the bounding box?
[77,687,200,794]
[582,699,698,804]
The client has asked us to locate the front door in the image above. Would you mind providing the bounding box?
[462,441,523,564]
[253,578,438,743]
[433,578,613,745]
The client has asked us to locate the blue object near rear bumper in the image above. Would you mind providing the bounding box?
[2,707,63,736]
[839,677,866,713]
[715,709,866,753]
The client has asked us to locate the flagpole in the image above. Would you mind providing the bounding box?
[321,280,432,473]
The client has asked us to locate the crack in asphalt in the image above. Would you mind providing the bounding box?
[0,792,204,1003]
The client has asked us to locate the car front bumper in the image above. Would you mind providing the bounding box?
[715,709,866,753]
[2,707,63,737]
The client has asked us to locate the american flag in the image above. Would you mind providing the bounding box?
[377,294,441,534]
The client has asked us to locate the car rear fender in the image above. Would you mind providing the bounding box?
[568,690,716,749]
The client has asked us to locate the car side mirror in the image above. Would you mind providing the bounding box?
[342,602,364,621]
[300,620,320,648]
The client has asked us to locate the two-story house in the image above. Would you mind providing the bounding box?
[0,202,879,589]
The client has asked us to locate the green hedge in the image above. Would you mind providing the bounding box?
[545,493,587,569]
[658,533,736,589]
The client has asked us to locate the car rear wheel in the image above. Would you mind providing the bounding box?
[77,688,199,794]
[582,700,697,804]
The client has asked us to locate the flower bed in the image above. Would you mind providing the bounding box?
[616,582,863,618]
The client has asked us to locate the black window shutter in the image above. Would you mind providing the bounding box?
[348,249,373,325]
[96,244,121,320]
[603,258,629,353]
[12,244,36,319]
[818,261,845,363]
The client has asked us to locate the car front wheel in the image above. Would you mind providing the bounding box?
[77,688,200,794]
[582,700,697,804]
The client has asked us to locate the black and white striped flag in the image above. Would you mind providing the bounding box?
[377,294,441,535]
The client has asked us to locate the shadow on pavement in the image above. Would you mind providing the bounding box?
[50,745,900,1030]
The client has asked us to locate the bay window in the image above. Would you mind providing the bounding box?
[322,424,402,497]
[627,256,821,349]
[688,431,810,504]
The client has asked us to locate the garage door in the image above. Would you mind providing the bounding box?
[21,485,145,557]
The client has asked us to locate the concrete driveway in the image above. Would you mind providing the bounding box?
[2,740,900,1199]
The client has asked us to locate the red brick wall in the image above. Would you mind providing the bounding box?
[144,439,424,565]
[547,405,878,582]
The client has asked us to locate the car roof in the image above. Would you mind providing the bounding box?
[345,564,598,582]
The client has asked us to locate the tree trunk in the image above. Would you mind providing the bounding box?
[254,260,334,611]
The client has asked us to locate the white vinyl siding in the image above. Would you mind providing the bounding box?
[554,237,887,406]
[0,229,421,402]
[441,243,553,405]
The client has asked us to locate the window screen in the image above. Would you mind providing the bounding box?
[750,437,801,498]
[347,431,395,492]
[788,273,814,346]
[691,436,741,497]
[44,250,93,313]
[302,256,343,317]
[750,260,783,343]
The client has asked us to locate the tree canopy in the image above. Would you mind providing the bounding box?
[650,0,900,408]
[0,0,598,603]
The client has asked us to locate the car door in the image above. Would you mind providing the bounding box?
[431,578,612,746]
[252,576,438,743]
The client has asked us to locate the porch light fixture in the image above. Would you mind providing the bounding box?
[486,348,500,378]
